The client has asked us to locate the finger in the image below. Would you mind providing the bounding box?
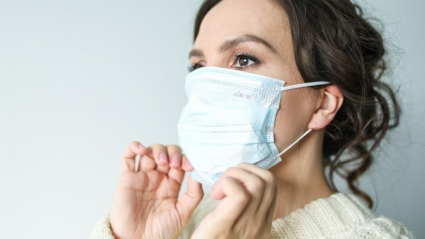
[176,175,204,222]
[166,145,185,184]
[166,145,182,169]
[210,167,265,200]
[181,154,194,172]
[210,176,249,226]
[236,163,273,183]
[237,163,275,216]
[210,167,265,215]
[146,144,169,174]
[265,183,278,225]
[121,141,147,173]
[140,154,156,171]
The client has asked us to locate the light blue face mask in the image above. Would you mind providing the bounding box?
[177,66,331,187]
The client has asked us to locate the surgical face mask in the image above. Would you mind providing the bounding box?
[177,66,331,187]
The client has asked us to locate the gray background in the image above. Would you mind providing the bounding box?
[0,0,423,238]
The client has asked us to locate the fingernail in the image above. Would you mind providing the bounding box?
[159,152,168,164]
[138,144,145,150]
[171,154,181,167]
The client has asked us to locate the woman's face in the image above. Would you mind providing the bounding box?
[189,0,322,154]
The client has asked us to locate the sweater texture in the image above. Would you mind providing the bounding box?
[89,192,414,239]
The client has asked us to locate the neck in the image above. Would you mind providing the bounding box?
[269,129,335,220]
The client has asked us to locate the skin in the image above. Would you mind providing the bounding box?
[109,0,344,238]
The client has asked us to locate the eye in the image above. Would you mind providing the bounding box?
[232,53,261,70]
[188,53,261,72]
[188,63,204,72]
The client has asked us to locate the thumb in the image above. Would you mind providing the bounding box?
[176,175,204,221]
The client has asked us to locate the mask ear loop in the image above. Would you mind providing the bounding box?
[277,128,313,157]
[281,81,331,91]
[276,80,331,157]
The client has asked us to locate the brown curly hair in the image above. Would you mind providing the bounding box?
[193,0,401,209]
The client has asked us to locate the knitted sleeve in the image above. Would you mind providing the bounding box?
[88,214,195,239]
[89,196,218,239]
[89,214,115,239]
[88,213,203,239]
[348,217,416,239]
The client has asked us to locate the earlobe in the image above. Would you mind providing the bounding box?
[307,85,344,130]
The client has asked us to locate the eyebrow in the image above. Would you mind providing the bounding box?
[188,34,278,59]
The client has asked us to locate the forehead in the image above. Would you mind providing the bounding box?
[194,0,291,53]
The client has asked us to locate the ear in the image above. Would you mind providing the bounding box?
[307,85,344,130]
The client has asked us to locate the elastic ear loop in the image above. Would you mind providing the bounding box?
[277,128,313,157]
[276,80,331,157]
[280,81,331,91]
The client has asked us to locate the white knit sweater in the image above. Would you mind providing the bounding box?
[90,193,415,239]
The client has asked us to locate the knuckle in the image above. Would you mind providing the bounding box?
[141,154,151,161]
[167,144,182,152]
[128,141,140,147]
[250,177,265,191]
[262,171,275,184]
[224,167,238,177]
[221,176,233,187]
[222,176,250,203]
[150,143,165,151]
[237,190,250,204]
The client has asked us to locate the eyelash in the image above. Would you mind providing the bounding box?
[188,52,261,72]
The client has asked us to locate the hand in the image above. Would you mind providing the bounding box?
[110,142,204,239]
[191,163,277,239]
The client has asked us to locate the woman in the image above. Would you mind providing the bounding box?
[90,0,414,238]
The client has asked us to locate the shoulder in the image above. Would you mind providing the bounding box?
[348,216,415,239]
[270,193,415,239]
[343,194,415,238]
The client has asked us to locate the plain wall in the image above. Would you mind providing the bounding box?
[0,0,423,238]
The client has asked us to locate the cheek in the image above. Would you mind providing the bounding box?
[273,89,313,150]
